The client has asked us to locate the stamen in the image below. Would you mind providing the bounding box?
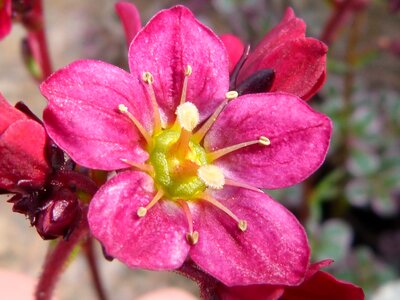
[142,71,162,133]
[207,136,271,162]
[180,65,192,105]
[193,91,238,143]
[197,165,225,190]
[176,102,199,132]
[199,193,247,232]
[118,104,152,145]
[120,159,154,174]
[137,189,164,218]
[178,200,199,245]
[224,178,263,193]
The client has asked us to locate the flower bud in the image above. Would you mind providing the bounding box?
[35,188,81,240]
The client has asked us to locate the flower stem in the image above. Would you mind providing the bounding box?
[35,207,89,300]
[82,237,109,300]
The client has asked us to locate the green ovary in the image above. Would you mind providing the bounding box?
[149,129,208,199]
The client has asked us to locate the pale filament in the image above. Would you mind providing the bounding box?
[170,129,192,159]
[207,136,271,162]
[137,189,164,217]
[199,193,247,232]
[118,104,152,146]
[178,199,199,245]
[120,158,154,175]
[179,65,192,105]
[142,71,162,133]
[224,178,263,193]
[193,91,238,143]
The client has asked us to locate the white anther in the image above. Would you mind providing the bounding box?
[137,207,147,217]
[118,104,128,113]
[238,220,248,232]
[225,91,239,100]
[176,102,200,132]
[259,136,271,146]
[185,65,192,76]
[142,71,154,84]
[197,165,225,190]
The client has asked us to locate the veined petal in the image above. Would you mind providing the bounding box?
[0,120,50,191]
[239,38,327,100]
[41,60,153,171]
[128,5,229,125]
[88,171,190,270]
[281,271,365,300]
[220,34,245,74]
[190,187,310,286]
[239,7,306,76]
[204,93,332,189]
[237,8,327,99]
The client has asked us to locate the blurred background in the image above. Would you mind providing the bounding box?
[0,0,399,299]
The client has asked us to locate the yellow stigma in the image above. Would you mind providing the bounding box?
[225,90,239,100]
[197,165,225,189]
[176,102,200,132]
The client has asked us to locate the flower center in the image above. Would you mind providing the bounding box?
[117,66,272,244]
[149,128,208,199]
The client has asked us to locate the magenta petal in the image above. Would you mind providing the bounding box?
[190,187,310,286]
[281,271,365,300]
[204,93,332,189]
[128,6,229,125]
[220,34,245,74]
[88,171,190,270]
[115,1,141,47]
[0,120,50,191]
[41,60,153,170]
[0,93,27,134]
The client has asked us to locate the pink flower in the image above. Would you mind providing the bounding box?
[0,93,50,192]
[0,0,12,39]
[211,260,365,300]
[41,6,332,286]
[222,8,327,100]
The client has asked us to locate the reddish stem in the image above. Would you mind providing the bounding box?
[21,0,53,80]
[35,207,89,300]
[320,0,365,46]
[83,237,109,300]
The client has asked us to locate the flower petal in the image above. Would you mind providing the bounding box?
[220,34,245,74]
[204,93,332,189]
[115,1,141,47]
[0,120,50,191]
[0,0,12,40]
[41,60,153,170]
[190,187,310,286]
[215,283,284,300]
[281,271,365,300]
[237,8,327,99]
[88,171,190,270]
[128,6,229,125]
[0,93,27,135]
